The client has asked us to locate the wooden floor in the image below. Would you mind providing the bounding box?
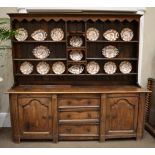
[0,128,155,148]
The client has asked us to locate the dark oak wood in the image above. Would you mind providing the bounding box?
[8,12,150,143]
[100,94,106,142]
[18,95,53,139]
[8,85,149,94]
[52,94,58,143]
[10,13,140,86]
[59,111,99,120]
[137,94,145,140]
[9,95,20,143]
[145,78,155,137]
[105,94,138,138]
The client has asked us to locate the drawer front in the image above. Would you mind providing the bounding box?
[59,111,99,120]
[58,98,100,107]
[59,125,99,135]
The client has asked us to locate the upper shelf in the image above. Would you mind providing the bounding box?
[12,40,66,43]
[86,40,139,43]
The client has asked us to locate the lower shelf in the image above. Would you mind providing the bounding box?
[15,73,138,76]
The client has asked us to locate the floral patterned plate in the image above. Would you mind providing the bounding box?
[102,45,119,58]
[104,61,117,74]
[86,27,99,41]
[103,29,119,41]
[51,28,64,41]
[31,29,47,41]
[15,28,28,41]
[32,45,50,59]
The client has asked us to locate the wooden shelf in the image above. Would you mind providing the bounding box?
[86,40,139,43]
[67,47,86,50]
[87,58,138,61]
[13,40,66,43]
[67,60,87,64]
[12,13,140,86]
[15,73,138,76]
[13,58,67,61]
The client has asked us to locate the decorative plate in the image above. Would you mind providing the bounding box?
[69,50,83,61]
[103,29,119,41]
[20,61,33,75]
[86,28,99,41]
[119,61,132,74]
[15,28,28,41]
[102,45,119,58]
[86,61,100,74]
[51,28,64,41]
[104,61,117,74]
[69,36,83,47]
[36,62,50,75]
[31,29,47,41]
[68,65,84,74]
[32,45,50,59]
[121,28,134,41]
[52,61,65,74]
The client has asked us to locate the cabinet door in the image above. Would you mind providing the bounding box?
[18,95,53,139]
[106,95,138,137]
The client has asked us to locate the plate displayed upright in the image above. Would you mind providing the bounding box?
[103,29,119,41]
[15,28,28,41]
[104,61,117,74]
[121,28,134,41]
[32,45,50,59]
[119,61,132,74]
[51,28,64,41]
[86,61,100,74]
[86,27,99,41]
[68,64,84,74]
[70,36,83,47]
[20,61,33,75]
[102,45,119,58]
[52,61,66,74]
[36,62,50,75]
[31,29,47,41]
[69,50,83,61]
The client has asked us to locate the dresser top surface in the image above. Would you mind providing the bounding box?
[7,85,150,94]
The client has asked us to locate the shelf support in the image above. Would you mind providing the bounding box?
[100,93,106,142]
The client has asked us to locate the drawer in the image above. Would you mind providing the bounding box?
[59,124,99,135]
[58,98,100,107]
[59,111,99,120]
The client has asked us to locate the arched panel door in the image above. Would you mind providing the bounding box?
[106,95,139,137]
[18,95,53,139]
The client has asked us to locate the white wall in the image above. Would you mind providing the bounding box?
[141,7,155,87]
